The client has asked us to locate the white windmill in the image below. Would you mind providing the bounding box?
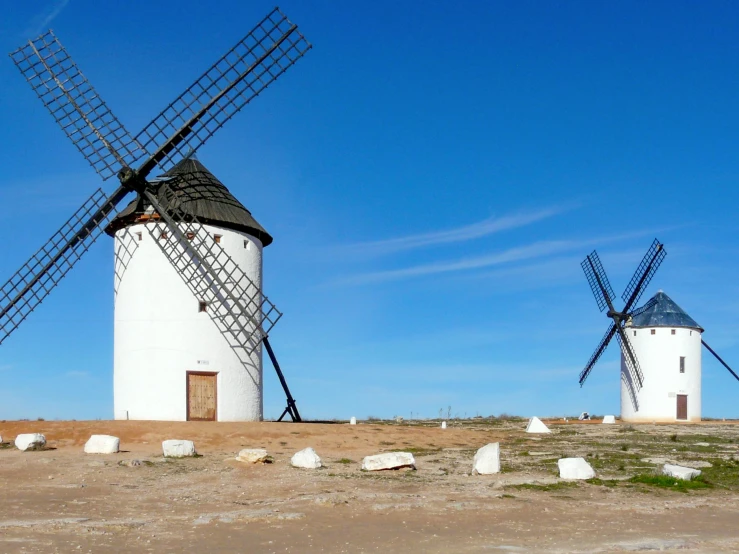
[579,240,738,422]
[1,8,310,422]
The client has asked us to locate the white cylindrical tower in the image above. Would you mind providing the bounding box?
[106,157,273,422]
[621,291,703,423]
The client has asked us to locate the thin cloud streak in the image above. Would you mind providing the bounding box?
[340,204,577,256]
[336,230,664,285]
[26,0,70,37]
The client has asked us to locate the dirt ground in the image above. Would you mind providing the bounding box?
[1,418,738,553]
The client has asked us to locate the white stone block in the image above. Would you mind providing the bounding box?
[558,457,595,480]
[84,435,120,454]
[663,464,701,481]
[361,452,416,471]
[472,443,500,475]
[350,417,357,425]
[602,415,616,424]
[236,448,269,464]
[441,421,447,429]
[15,433,46,451]
[526,416,551,434]
[291,447,322,469]
[162,439,197,458]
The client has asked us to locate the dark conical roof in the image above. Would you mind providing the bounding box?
[105,158,273,246]
[630,291,703,331]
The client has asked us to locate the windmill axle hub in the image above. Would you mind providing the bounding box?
[117,166,149,193]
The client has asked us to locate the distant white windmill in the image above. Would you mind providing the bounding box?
[579,240,738,422]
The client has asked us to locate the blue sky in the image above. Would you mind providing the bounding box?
[1,0,738,420]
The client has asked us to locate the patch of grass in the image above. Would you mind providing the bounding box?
[509,481,578,492]
[628,473,712,493]
[587,478,619,487]
[620,444,629,451]
[701,458,739,489]
[501,494,516,499]
[279,441,287,446]
[0,442,12,450]
[670,434,678,442]
[336,458,354,464]
[379,441,395,446]
[619,425,637,433]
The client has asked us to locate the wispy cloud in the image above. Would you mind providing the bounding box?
[65,370,88,378]
[336,230,662,285]
[25,0,70,37]
[338,204,577,256]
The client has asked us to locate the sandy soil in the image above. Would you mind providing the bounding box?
[0,419,738,553]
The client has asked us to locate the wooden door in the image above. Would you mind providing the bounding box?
[187,372,217,421]
[676,394,688,420]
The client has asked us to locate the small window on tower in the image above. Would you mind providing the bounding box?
[633,331,637,337]
[679,356,685,373]
[198,301,208,313]
[243,239,250,250]
[214,234,222,244]
[671,329,676,335]
[136,232,142,241]
[651,329,656,335]
[186,232,195,241]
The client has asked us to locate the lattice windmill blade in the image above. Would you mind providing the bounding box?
[621,239,666,312]
[615,328,644,389]
[581,250,616,312]
[702,340,739,383]
[0,186,129,345]
[579,321,618,386]
[135,7,311,176]
[629,296,658,318]
[142,178,281,352]
[9,31,147,180]
[621,370,640,411]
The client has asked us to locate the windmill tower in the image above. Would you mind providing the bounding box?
[1,8,309,422]
[106,157,276,421]
[620,291,703,422]
[579,239,738,422]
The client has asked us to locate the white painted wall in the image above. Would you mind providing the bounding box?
[621,326,702,422]
[113,222,264,421]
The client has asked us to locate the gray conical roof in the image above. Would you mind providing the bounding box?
[630,291,703,331]
[105,158,273,246]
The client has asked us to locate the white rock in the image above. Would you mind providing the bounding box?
[162,439,197,458]
[290,447,322,469]
[472,443,500,475]
[15,433,46,451]
[350,417,357,425]
[361,452,416,471]
[558,457,595,480]
[663,464,702,481]
[236,448,270,464]
[84,435,120,454]
[602,415,616,424]
[441,421,447,429]
[0,435,3,444]
[526,416,551,434]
